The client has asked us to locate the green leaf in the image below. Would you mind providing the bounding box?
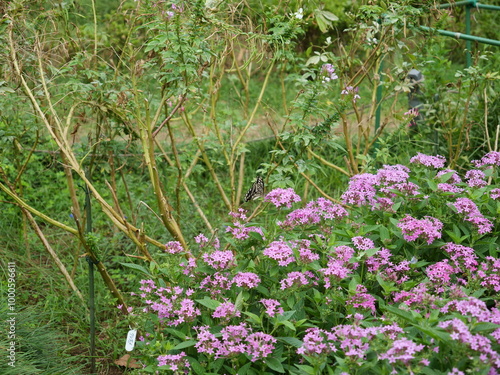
[165,328,187,340]
[195,297,221,310]
[278,310,296,322]
[173,340,197,350]
[235,291,245,311]
[278,336,303,348]
[187,357,206,375]
[237,362,252,375]
[280,320,296,331]
[295,364,315,375]
[413,325,451,342]
[472,322,500,333]
[265,357,285,373]
[242,311,262,324]
[321,10,339,21]
[382,304,417,323]
[119,262,151,277]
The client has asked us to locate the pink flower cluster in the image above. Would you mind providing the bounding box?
[157,351,189,372]
[279,197,348,228]
[297,323,404,360]
[202,250,236,270]
[341,164,416,208]
[347,285,376,313]
[280,271,317,290]
[378,338,425,365]
[195,324,276,362]
[366,248,411,284]
[442,242,478,272]
[138,280,200,326]
[410,153,446,169]
[263,239,319,266]
[472,151,500,167]
[226,208,265,240]
[320,245,359,287]
[264,188,301,209]
[464,169,487,188]
[452,198,493,234]
[436,169,463,193]
[212,300,241,322]
[397,215,443,244]
[438,318,500,367]
[260,299,284,317]
[165,241,184,254]
[233,272,261,288]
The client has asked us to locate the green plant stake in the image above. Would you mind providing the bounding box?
[84,176,96,375]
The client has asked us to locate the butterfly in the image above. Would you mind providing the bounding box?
[244,176,265,202]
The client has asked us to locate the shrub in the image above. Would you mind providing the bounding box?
[125,151,500,374]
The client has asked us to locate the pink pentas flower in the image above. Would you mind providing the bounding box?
[426,260,456,289]
[229,208,248,221]
[260,299,284,317]
[195,233,209,246]
[441,242,478,272]
[263,240,295,266]
[376,164,410,185]
[212,301,241,322]
[465,215,493,234]
[233,272,260,288]
[366,248,392,272]
[437,183,464,194]
[393,283,438,309]
[440,297,499,323]
[199,272,233,297]
[410,153,446,168]
[202,250,236,270]
[320,258,354,287]
[297,327,337,356]
[397,215,443,244]
[138,282,201,326]
[465,169,487,188]
[264,188,301,209]
[180,257,197,277]
[490,188,500,200]
[165,241,184,254]
[226,221,265,240]
[453,198,480,215]
[157,351,189,370]
[341,173,379,205]
[476,256,500,292]
[280,271,316,290]
[246,332,277,362]
[438,318,500,366]
[472,151,500,167]
[352,236,375,250]
[279,198,348,228]
[379,338,425,365]
[347,285,376,313]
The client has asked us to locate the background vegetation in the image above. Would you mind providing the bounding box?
[0,0,499,373]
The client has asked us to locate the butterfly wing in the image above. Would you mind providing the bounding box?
[244,176,264,202]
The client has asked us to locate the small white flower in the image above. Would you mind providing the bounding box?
[294,8,304,20]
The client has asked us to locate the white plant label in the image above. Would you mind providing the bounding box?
[125,329,137,351]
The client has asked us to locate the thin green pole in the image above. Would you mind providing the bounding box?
[465,4,472,67]
[374,57,384,136]
[420,27,500,47]
[84,175,96,375]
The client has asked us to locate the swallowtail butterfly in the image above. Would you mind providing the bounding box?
[244,176,265,202]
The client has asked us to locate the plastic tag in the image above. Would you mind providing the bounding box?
[125,329,137,351]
